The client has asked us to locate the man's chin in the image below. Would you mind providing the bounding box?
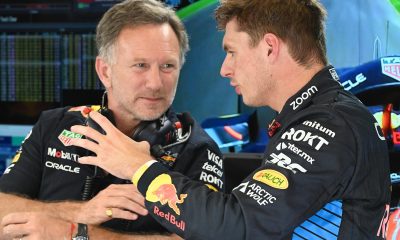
[135,108,168,121]
[242,98,262,108]
[242,97,252,107]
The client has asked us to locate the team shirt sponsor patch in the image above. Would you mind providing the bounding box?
[199,149,224,189]
[253,169,289,190]
[281,128,329,150]
[153,206,186,231]
[146,174,187,215]
[202,162,223,177]
[45,147,81,173]
[45,161,80,174]
[147,174,187,231]
[302,121,336,138]
[58,129,83,146]
[200,171,224,189]
[276,142,315,164]
[265,152,307,174]
[47,147,80,161]
[207,149,223,168]
[290,86,318,110]
[329,68,340,81]
[234,181,277,206]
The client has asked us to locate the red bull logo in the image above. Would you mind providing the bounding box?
[146,174,187,231]
[153,206,186,231]
[153,183,187,215]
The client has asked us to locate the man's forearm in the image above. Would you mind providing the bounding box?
[0,193,182,239]
[0,193,81,239]
[0,192,81,222]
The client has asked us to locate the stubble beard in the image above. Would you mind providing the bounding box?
[126,102,166,122]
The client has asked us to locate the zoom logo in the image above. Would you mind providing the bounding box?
[290,86,318,110]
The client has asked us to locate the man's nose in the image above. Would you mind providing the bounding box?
[145,66,163,90]
[220,57,233,78]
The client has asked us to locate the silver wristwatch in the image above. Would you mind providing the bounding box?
[72,223,89,240]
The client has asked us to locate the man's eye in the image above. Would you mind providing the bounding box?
[161,63,174,69]
[134,63,147,68]
[160,64,176,72]
[228,51,235,56]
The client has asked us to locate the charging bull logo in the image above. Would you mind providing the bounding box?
[153,184,187,215]
[146,174,187,215]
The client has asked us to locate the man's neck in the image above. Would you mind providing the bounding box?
[113,113,141,137]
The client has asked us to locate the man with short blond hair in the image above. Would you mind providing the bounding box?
[0,1,224,239]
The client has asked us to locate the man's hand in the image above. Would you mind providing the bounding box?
[77,184,148,225]
[1,212,70,240]
[70,111,154,180]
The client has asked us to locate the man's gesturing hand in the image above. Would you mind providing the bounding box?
[70,111,154,180]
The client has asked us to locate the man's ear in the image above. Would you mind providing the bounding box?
[263,33,280,59]
[95,56,112,88]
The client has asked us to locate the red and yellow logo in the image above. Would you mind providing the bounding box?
[161,155,176,162]
[146,174,187,215]
[68,105,100,118]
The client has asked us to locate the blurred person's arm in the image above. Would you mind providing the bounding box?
[0,184,150,237]
[0,192,181,240]
[0,183,147,225]
[1,211,182,240]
